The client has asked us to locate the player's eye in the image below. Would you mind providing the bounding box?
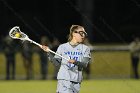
[74,31,87,37]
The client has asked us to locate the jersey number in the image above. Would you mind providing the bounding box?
[68,56,78,68]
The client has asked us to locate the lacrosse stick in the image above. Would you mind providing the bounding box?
[9,26,69,61]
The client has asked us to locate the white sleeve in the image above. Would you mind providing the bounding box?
[83,47,91,58]
[54,45,62,59]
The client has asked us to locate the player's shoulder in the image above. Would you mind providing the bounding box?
[58,42,69,47]
[80,43,89,48]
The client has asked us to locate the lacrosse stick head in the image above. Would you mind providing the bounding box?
[9,26,30,41]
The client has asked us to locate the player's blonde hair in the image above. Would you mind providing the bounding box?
[68,25,85,41]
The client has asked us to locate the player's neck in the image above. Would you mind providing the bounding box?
[69,39,79,46]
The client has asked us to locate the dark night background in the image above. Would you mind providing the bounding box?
[0,0,140,44]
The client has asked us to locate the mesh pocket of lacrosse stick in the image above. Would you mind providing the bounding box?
[9,26,29,41]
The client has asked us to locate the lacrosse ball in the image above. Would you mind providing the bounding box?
[15,33,20,38]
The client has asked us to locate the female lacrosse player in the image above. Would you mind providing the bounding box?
[41,25,91,93]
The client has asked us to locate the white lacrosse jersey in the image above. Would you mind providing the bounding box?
[54,42,91,82]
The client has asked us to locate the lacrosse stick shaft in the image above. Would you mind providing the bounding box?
[29,39,69,61]
[30,40,42,47]
[48,49,69,61]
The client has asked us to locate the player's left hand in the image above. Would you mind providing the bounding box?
[68,59,76,64]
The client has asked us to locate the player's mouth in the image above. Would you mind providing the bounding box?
[81,38,85,41]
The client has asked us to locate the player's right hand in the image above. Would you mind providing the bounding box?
[68,59,76,64]
[41,45,50,52]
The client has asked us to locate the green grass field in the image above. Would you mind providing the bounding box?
[0,49,140,93]
[0,79,140,93]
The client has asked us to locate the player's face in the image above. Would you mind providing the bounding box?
[73,27,87,43]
